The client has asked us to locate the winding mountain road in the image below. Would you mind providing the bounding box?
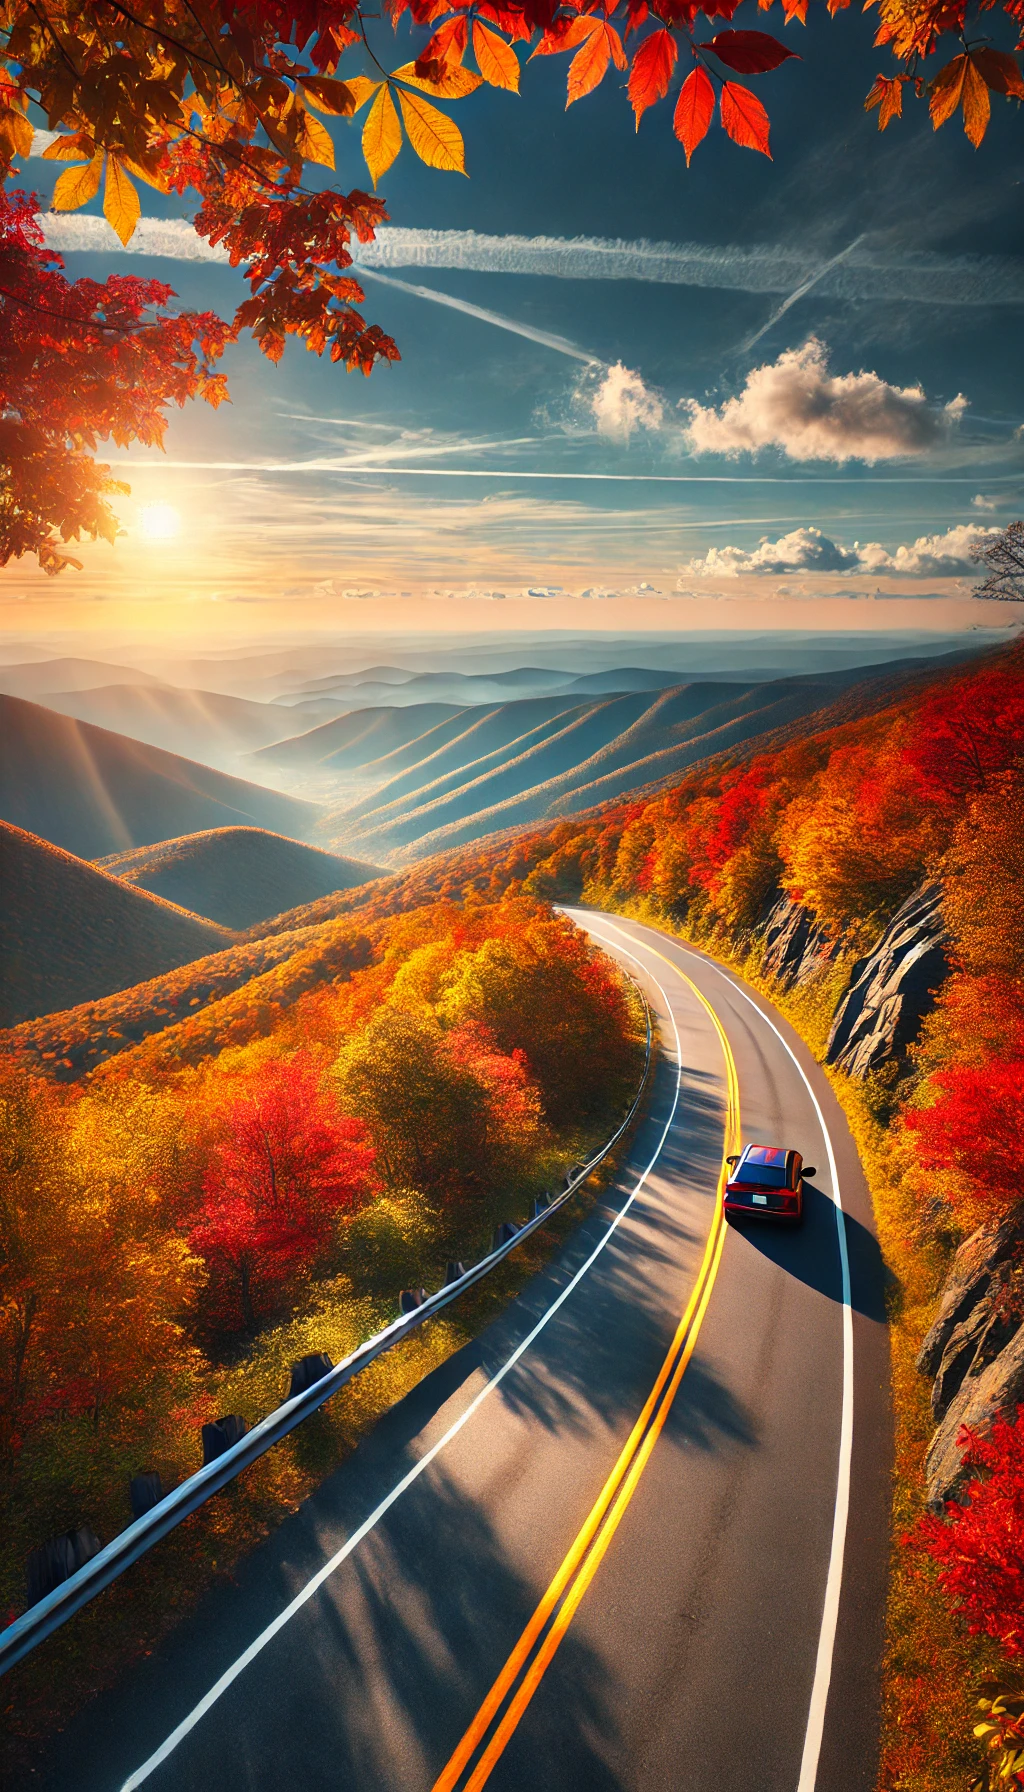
[41,912,891,1792]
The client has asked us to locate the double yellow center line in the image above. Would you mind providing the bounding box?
[432,962,741,1792]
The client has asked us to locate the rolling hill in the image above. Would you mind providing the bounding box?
[304,652,980,864]
[37,681,336,766]
[0,693,321,859]
[98,827,382,930]
[0,822,234,1026]
[0,656,160,696]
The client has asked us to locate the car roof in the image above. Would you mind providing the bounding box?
[741,1145,792,1166]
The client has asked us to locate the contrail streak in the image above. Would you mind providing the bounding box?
[739,235,868,356]
[358,267,601,363]
[34,206,1023,309]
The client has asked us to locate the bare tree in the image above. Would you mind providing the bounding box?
[971,520,1024,602]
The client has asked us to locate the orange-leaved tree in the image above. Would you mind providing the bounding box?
[1,0,1021,571]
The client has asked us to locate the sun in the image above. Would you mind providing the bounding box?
[137,502,182,542]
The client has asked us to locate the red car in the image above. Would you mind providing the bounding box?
[723,1144,816,1224]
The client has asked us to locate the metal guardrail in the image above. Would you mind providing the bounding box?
[0,990,652,1677]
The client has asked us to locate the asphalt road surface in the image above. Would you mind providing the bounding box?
[40,912,891,1792]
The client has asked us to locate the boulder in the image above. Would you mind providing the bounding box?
[917,1205,1024,1379]
[760,897,837,989]
[925,1320,1024,1507]
[825,882,947,1079]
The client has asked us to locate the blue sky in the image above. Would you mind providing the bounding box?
[4,7,1024,641]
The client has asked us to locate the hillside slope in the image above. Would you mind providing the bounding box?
[37,682,331,765]
[0,656,159,696]
[0,823,234,1026]
[99,827,382,929]
[0,693,320,858]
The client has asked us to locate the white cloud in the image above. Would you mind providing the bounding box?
[684,522,997,579]
[855,522,998,576]
[971,493,1000,511]
[685,527,861,578]
[682,340,967,464]
[590,363,665,443]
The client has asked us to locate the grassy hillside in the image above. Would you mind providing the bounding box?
[99,827,382,929]
[0,823,234,1026]
[0,693,320,858]
[38,682,331,765]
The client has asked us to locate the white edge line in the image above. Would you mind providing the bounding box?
[121,952,684,1791]
[587,917,853,1792]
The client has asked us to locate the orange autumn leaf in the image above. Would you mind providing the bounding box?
[473,21,521,90]
[720,79,772,155]
[970,46,1024,97]
[566,19,611,105]
[865,72,904,127]
[628,28,678,129]
[674,64,715,163]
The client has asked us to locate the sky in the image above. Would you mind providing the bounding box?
[4,8,1024,647]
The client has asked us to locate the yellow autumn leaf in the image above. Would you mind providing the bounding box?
[295,107,335,168]
[396,88,466,174]
[392,59,482,99]
[42,132,96,161]
[346,76,383,113]
[0,96,34,159]
[300,75,356,116]
[473,22,520,92]
[104,155,141,244]
[124,156,170,193]
[362,84,402,186]
[51,151,104,212]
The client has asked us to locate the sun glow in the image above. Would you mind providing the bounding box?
[137,502,182,542]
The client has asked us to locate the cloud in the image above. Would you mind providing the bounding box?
[684,521,997,579]
[589,363,665,442]
[972,493,1000,511]
[682,341,967,464]
[855,522,998,576]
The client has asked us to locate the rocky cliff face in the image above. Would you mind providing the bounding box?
[917,1207,1024,1507]
[759,896,838,989]
[825,883,948,1080]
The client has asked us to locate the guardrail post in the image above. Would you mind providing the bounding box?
[287,1354,334,1401]
[399,1287,428,1315]
[531,1193,554,1218]
[444,1261,466,1284]
[129,1473,165,1520]
[201,1415,249,1465]
[27,1526,102,1606]
[492,1221,521,1249]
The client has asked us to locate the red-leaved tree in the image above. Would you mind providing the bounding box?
[190,1055,375,1330]
[1,187,229,571]
[917,1408,1024,1659]
[904,1059,1024,1227]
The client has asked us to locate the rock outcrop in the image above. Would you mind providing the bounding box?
[919,1205,1024,1506]
[825,882,948,1079]
[925,1321,1024,1508]
[759,897,838,989]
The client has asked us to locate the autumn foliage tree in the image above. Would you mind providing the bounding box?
[0,188,228,570]
[190,1054,375,1329]
[917,1409,1024,1659]
[1,0,1021,570]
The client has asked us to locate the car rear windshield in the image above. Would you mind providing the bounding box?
[738,1163,789,1187]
